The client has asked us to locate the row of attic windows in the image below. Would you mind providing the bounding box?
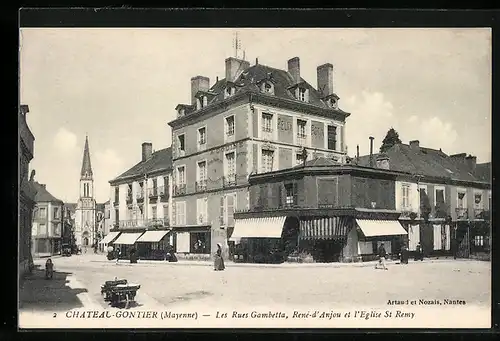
[177,79,339,119]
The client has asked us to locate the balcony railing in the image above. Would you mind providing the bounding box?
[174,184,186,196]
[455,207,468,220]
[195,180,207,192]
[119,219,145,229]
[223,174,237,188]
[147,218,170,228]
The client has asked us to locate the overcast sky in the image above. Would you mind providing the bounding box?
[19,28,491,203]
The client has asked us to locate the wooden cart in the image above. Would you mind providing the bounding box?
[109,283,141,309]
[100,279,128,301]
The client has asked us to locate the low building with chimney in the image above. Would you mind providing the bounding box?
[32,182,64,257]
[19,104,37,277]
[107,143,173,260]
[357,139,491,259]
[168,55,350,258]
[232,157,412,263]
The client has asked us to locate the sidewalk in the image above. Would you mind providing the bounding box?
[19,265,99,313]
[90,256,470,269]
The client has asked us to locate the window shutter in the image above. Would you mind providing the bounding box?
[220,196,225,226]
[227,194,235,227]
[293,182,298,206]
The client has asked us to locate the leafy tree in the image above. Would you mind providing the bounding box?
[380,127,402,153]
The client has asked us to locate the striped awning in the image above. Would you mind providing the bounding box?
[299,217,350,240]
[356,219,407,237]
[136,230,170,243]
[113,232,143,245]
[229,216,287,243]
[99,231,121,244]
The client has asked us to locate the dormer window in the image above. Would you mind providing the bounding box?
[261,82,274,95]
[202,96,208,107]
[177,108,185,118]
[297,87,308,102]
[225,86,235,99]
[328,97,338,109]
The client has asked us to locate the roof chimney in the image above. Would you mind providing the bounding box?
[317,63,334,97]
[356,144,360,164]
[141,142,153,162]
[225,57,250,82]
[287,57,301,84]
[190,76,210,106]
[369,136,374,167]
[20,104,30,116]
[256,57,259,65]
[450,153,467,164]
[409,140,420,149]
[376,153,390,170]
[466,155,477,173]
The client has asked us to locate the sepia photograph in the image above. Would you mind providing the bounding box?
[19,25,491,329]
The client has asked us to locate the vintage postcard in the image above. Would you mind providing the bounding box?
[19,23,491,329]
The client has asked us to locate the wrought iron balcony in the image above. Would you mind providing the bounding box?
[195,180,207,192]
[147,218,169,228]
[223,174,237,188]
[174,184,186,196]
[119,219,145,229]
[455,207,468,220]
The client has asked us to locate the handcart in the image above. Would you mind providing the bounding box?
[109,283,141,309]
[100,279,128,301]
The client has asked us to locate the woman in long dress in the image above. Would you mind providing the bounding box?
[214,243,225,271]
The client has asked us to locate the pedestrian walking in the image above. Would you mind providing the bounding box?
[375,243,388,270]
[400,243,409,264]
[415,242,424,261]
[115,248,121,265]
[45,258,54,279]
[214,243,225,271]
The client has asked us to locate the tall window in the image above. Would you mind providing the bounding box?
[197,197,208,224]
[284,183,297,207]
[39,207,47,218]
[327,125,337,151]
[474,193,483,209]
[220,194,236,227]
[198,127,206,146]
[177,134,185,155]
[261,149,274,173]
[175,201,186,226]
[296,152,305,166]
[197,161,207,190]
[38,223,47,235]
[163,176,169,195]
[152,178,158,196]
[297,119,307,141]
[225,152,236,177]
[53,207,59,219]
[163,204,169,221]
[474,235,484,246]
[402,184,410,209]
[151,206,157,219]
[177,166,186,185]
[225,116,235,136]
[262,113,273,133]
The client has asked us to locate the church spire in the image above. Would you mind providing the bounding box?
[80,135,93,179]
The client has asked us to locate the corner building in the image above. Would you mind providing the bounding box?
[168,56,350,257]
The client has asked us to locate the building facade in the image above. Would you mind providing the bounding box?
[32,182,64,257]
[19,104,37,278]
[62,204,76,251]
[107,143,173,259]
[358,140,491,258]
[168,56,350,257]
[74,136,97,249]
[233,158,407,263]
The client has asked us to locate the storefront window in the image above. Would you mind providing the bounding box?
[190,232,211,254]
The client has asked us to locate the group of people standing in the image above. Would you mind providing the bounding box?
[375,242,425,270]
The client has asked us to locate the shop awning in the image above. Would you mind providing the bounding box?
[136,230,170,243]
[300,217,350,240]
[113,232,143,245]
[356,219,407,237]
[99,231,121,244]
[229,216,287,242]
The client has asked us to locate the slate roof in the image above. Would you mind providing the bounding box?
[357,143,486,183]
[64,203,77,212]
[33,182,64,204]
[474,162,491,182]
[177,63,350,117]
[110,147,172,183]
[297,157,341,168]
